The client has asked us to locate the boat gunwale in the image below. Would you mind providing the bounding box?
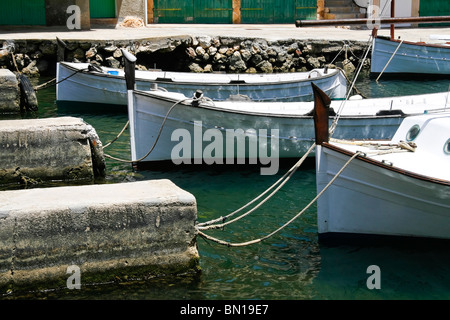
[322,142,450,187]
[58,61,342,87]
[133,89,414,120]
[376,35,450,50]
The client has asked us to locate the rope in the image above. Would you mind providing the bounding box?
[34,67,89,91]
[329,35,373,137]
[376,39,404,82]
[103,96,193,163]
[198,143,316,230]
[197,151,362,247]
[102,120,130,149]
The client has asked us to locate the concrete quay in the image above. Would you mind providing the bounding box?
[0,69,20,113]
[0,117,105,185]
[1,24,449,42]
[0,179,199,292]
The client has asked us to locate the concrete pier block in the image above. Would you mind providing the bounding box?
[0,179,199,292]
[0,117,105,185]
[0,69,20,113]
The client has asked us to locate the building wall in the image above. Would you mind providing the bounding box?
[147,0,317,24]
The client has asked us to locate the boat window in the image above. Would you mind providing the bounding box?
[444,139,450,155]
[406,124,420,142]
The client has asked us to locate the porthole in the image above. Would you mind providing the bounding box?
[444,139,450,155]
[406,124,420,142]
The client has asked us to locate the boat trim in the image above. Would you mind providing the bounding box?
[322,142,450,187]
[133,89,408,120]
[60,61,343,87]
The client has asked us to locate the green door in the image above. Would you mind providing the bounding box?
[195,0,232,23]
[154,0,194,23]
[90,0,116,18]
[0,0,46,25]
[241,0,315,23]
[241,0,273,23]
[419,0,450,27]
[273,0,295,23]
[419,0,450,16]
[295,0,316,20]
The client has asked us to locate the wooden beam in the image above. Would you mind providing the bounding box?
[147,0,154,24]
[233,0,241,24]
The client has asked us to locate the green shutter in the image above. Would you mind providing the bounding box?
[0,0,46,25]
[90,0,116,19]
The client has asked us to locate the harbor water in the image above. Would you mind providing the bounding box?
[1,74,450,301]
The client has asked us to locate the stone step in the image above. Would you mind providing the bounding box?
[324,0,366,20]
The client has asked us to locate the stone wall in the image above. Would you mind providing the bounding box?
[0,36,370,77]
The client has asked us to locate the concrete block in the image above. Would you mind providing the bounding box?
[0,117,105,185]
[0,69,20,113]
[0,179,199,291]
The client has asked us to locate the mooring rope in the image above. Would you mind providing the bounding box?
[198,143,316,230]
[103,96,191,163]
[34,67,89,91]
[329,36,373,137]
[102,121,130,149]
[197,151,362,247]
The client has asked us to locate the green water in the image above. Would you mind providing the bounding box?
[2,75,450,302]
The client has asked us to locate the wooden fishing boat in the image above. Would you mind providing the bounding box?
[56,61,347,106]
[295,7,450,78]
[371,35,450,77]
[313,84,450,240]
[127,85,450,169]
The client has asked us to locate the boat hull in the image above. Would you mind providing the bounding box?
[128,91,406,166]
[316,144,450,240]
[56,62,347,105]
[371,36,450,77]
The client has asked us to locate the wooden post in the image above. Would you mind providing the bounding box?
[317,0,325,20]
[390,0,395,40]
[122,49,137,91]
[147,0,154,24]
[312,83,331,146]
[232,0,241,24]
[76,0,91,30]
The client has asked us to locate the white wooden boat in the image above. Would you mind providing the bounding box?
[127,84,450,171]
[371,36,450,77]
[56,61,347,105]
[313,85,450,240]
